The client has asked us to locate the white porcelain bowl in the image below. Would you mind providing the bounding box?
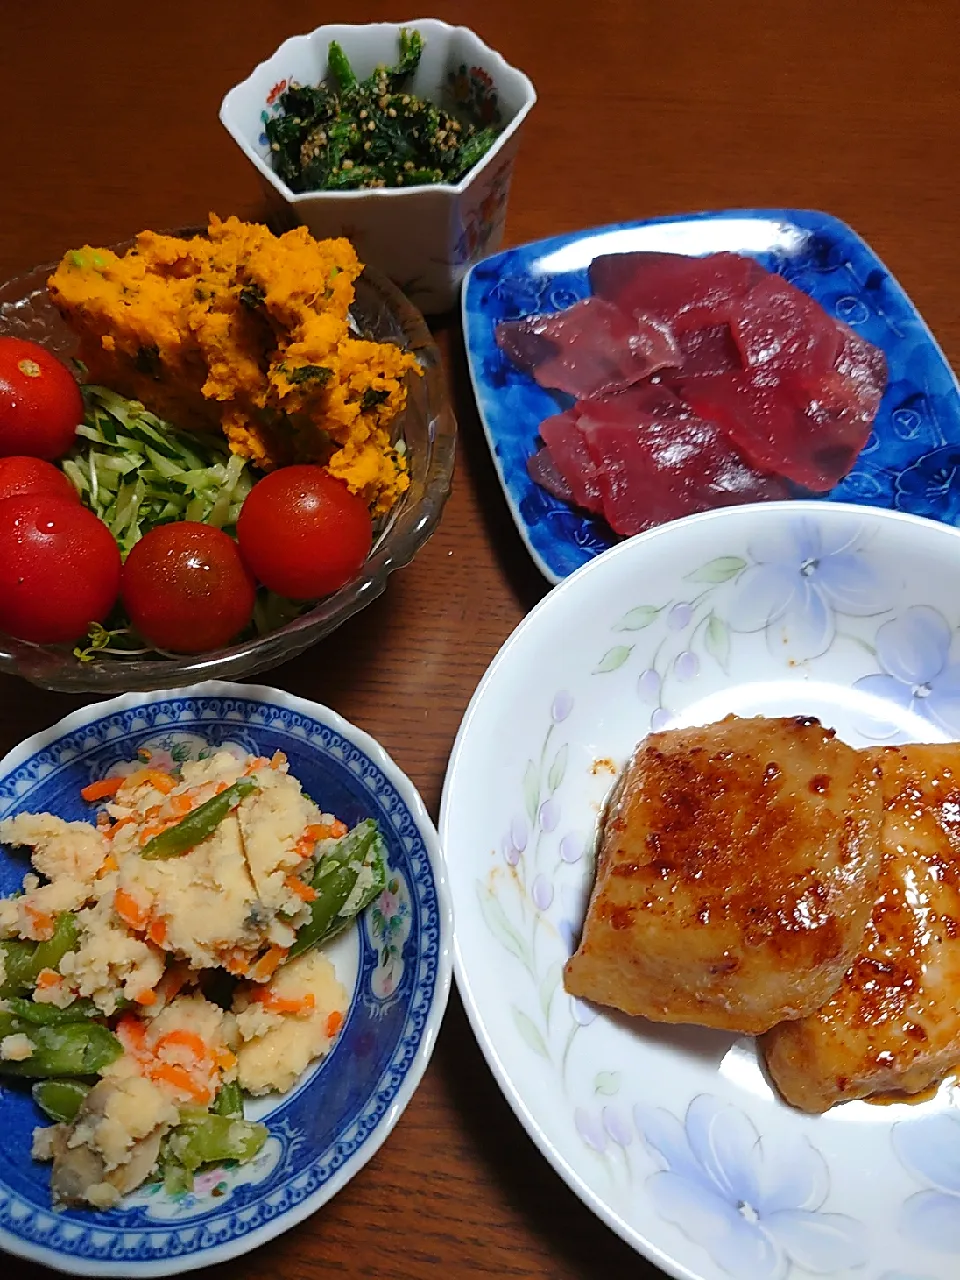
[220,18,536,313]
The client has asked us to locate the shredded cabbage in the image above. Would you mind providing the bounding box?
[61,386,254,556]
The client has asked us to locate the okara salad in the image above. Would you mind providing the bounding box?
[0,747,386,1209]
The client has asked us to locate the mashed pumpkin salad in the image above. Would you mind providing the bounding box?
[0,748,387,1210]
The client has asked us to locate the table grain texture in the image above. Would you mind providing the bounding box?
[2,1,958,1276]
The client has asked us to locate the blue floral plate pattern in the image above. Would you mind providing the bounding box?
[461,210,960,583]
[442,502,960,1280]
[0,683,452,1276]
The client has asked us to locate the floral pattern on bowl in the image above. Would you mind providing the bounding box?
[0,682,452,1277]
[442,501,960,1280]
[461,210,960,583]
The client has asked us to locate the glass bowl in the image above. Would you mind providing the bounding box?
[0,247,456,693]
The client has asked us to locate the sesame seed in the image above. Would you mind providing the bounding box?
[367,120,376,131]
[388,107,397,117]
[364,140,372,151]
[342,159,354,169]
[359,109,368,119]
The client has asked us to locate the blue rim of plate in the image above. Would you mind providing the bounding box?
[0,681,452,1277]
[461,208,960,584]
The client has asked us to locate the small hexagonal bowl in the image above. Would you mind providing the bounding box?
[219,18,536,314]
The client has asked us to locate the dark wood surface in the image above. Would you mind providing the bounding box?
[3,1,958,1275]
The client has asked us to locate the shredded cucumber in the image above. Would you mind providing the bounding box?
[62,387,254,556]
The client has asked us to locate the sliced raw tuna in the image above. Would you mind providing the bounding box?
[573,386,789,536]
[834,325,888,402]
[675,324,743,377]
[536,409,604,513]
[728,272,844,373]
[676,369,875,492]
[495,296,678,400]
[589,251,763,332]
[527,445,574,504]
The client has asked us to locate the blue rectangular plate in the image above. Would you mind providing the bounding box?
[461,209,960,583]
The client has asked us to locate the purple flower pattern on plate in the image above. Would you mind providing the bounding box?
[725,517,887,661]
[635,1096,867,1280]
[854,606,960,737]
[893,1113,960,1256]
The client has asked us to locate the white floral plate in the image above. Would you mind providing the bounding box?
[441,501,960,1280]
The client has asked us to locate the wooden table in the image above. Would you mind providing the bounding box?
[3,1,958,1275]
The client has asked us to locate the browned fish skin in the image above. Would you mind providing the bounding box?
[764,744,960,1112]
[563,715,883,1034]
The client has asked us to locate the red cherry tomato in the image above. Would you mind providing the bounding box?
[121,522,256,654]
[0,455,79,504]
[0,338,84,460]
[0,495,121,645]
[236,466,373,600]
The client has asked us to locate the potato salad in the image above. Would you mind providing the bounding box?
[0,748,386,1209]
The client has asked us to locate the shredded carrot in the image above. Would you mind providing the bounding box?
[285,875,316,903]
[223,950,251,977]
[23,903,54,939]
[107,817,135,841]
[243,756,270,775]
[216,1049,237,1071]
[147,917,167,946]
[167,793,194,817]
[253,990,315,1015]
[214,781,229,795]
[81,775,125,802]
[135,988,157,1007]
[127,767,175,795]
[157,965,188,1005]
[35,968,61,990]
[150,1062,211,1105]
[115,888,149,931]
[139,822,167,845]
[325,1010,344,1038]
[270,751,286,770]
[117,1015,148,1055]
[98,853,119,878]
[330,819,348,839]
[154,1029,210,1061]
[249,946,287,983]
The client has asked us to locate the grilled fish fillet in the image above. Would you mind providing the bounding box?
[563,715,883,1034]
[763,743,960,1112]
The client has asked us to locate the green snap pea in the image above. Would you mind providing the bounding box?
[140,779,258,860]
[0,914,79,997]
[32,1079,91,1124]
[288,818,387,959]
[0,1020,121,1078]
[160,1109,268,1194]
[5,996,100,1026]
[213,1082,244,1119]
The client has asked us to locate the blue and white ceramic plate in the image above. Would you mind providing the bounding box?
[442,501,960,1280]
[462,210,960,583]
[0,682,452,1276]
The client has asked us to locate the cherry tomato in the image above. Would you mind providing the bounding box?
[0,338,84,460]
[0,455,79,504]
[0,496,121,645]
[236,466,373,600]
[121,522,256,654]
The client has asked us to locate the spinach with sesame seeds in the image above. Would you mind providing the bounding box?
[264,29,500,192]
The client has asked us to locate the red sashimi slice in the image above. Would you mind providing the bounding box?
[833,325,888,402]
[676,370,874,492]
[729,273,844,374]
[675,324,743,376]
[572,388,789,536]
[527,445,574,504]
[536,409,605,513]
[589,251,764,332]
[495,296,679,400]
